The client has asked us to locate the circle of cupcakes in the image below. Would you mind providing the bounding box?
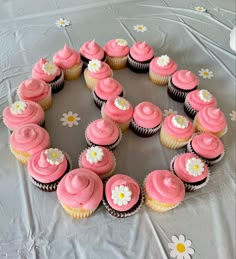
[53,44,83,80]
[127,41,154,73]
[17,78,52,110]
[170,153,210,192]
[101,96,133,132]
[92,77,124,109]
[184,89,217,119]
[79,146,116,180]
[144,170,185,212]
[167,70,199,102]
[28,148,72,192]
[130,101,163,137]
[84,59,113,91]
[103,174,144,218]
[57,168,103,219]
[85,118,122,151]
[187,132,225,167]
[3,100,45,131]
[104,39,129,69]
[149,55,177,86]
[9,123,50,164]
[32,58,64,93]
[160,114,194,149]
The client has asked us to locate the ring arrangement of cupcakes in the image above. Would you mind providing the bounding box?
[2,39,228,219]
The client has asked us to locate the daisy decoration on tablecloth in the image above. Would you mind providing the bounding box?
[133,24,147,32]
[229,110,236,121]
[195,6,207,12]
[112,185,132,206]
[163,108,178,118]
[60,111,81,127]
[198,68,214,79]
[55,18,71,28]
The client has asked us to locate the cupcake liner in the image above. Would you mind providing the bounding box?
[183,98,197,119]
[127,55,151,73]
[49,70,65,94]
[130,118,161,137]
[61,204,97,219]
[9,145,31,164]
[167,79,187,103]
[64,62,83,80]
[36,86,52,111]
[106,55,128,70]
[149,70,169,86]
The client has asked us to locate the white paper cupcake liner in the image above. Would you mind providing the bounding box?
[106,55,128,70]
[130,118,161,137]
[149,70,170,86]
[49,70,65,94]
[61,204,98,219]
[64,62,83,80]
[127,55,150,72]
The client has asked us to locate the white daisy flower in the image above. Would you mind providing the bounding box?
[55,18,71,27]
[86,146,104,164]
[45,148,64,165]
[157,55,170,67]
[163,109,178,118]
[186,158,204,176]
[199,89,212,102]
[172,115,189,129]
[112,185,132,206]
[88,59,102,73]
[168,235,195,259]
[198,68,214,79]
[116,39,128,47]
[195,6,207,12]
[133,24,147,32]
[229,110,236,121]
[60,111,81,127]
[42,62,58,75]
[114,97,130,110]
[10,101,27,114]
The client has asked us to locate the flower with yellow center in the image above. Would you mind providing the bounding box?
[88,59,102,73]
[45,148,64,165]
[195,6,206,12]
[133,24,147,32]
[111,185,132,206]
[198,68,214,79]
[186,158,204,176]
[199,89,212,102]
[172,115,189,129]
[42,62,58,75]
[114,97,130,110]
[55,18,71,27]
[60,111,81,127]
[85,146,104,164]
[10,101,27,115]
[116,39,128,46]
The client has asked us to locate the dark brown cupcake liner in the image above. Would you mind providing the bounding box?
[183,98,198,119]
[127,54,153,73]
[49,71,65,94]
[130,118,161,137]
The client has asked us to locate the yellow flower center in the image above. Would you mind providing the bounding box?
[60,21,65,25]
[138,26,143,30]
[203,71,209,76]
[177,117,183,123]
[67,115,75,122]
[176,243,186,253]
[92,63,97,67]
[16,104,20,109]
[119,193,125,199]
[91,151,97,157]
[193,165,199,170]
[52,152,58,158]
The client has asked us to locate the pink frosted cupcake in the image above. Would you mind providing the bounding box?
[167,70,199,102]
[18,78,52,110]
[103,174,144,218]
[57,168,103,219]
[127,41,154,73]
[101,96,133,132]
[104,39,129,69]
[149,55,177,86]
[9,123,50,164]
[184,89,217,119]
[28,148,72,192]
[144,170,185,212]
[79,146,116,180]
[53,44,83,80]
[84,59,113,91]
[85,118,122,151]
[130,102,163,137]
[170,153,210,192]
[160,114,194,149]
[32,58,64,93]
[3,100,45,131]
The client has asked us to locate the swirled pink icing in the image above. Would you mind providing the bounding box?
[133,102,162,128]
[150,57,177,76]
[3,101,44,130]
[145,170,185,204]
[105,174,140,211]
[172,70,199,90]
[32,58,61,82]
[10,123,50,155]
[53,44,81,69]
[87,62,112,80]
[80,40,104,60]
[57,168,103,209]
[85,118,120,146]
[104,39,129,57]
[28,149,67,183]
[130,41,154,62]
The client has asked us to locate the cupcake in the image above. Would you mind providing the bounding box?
[104,39,129,69]
[160,114,194,149]
[144,170,185,212]
[85,118,122,151]
[187,132,225,167]
[149,55,177,86]
[193,107,228,138]
[57,168,103,219]
[167,70,199,102]
[130,101,163,137]
[84,59,113,91]
[170,153,210,192]
[127,41,154,73]
[53,44,83,80]
[9,123,50,164]
[79,146,116,180]
[103,174,144,218]
[184,89,217,119]
[32,58,64,93]
[3,100,45,131]
[18,78,52,110]
[28,148,72,192]
[92,78,124,109]
[101,96,133,132]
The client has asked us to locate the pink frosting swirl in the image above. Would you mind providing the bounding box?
[172,70,199,90]
[87,62,112,80]
[53,44,81,69]
[104,39,129,57]
[105,174,140,212]
[133,102,162,128]
[80,40,104,60]
[145,170,185,204]
[10,123,50,155]
[57,168,103,209]
[150,57,177,76]
[130,41,154,62]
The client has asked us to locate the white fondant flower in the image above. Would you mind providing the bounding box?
[198,68,214,79]
[111,185,132,206]
[60,111,81,127]
[199,89,212,102]
[168,235,195,259]
[172,115,189,129]
[88,59,102,72]
[42,62,58,75]
[45,148,64,165]
[157,55,170,67]
[163,108,178,118]
[186,158,204,176]
[114,97,130,110]
[195,6,206,12]
[116,39,128,46]
[10,101,27,114]
[133,24,147,32]
[229,110,236,121]
[86,146,104,164]
[55,18,71,27]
